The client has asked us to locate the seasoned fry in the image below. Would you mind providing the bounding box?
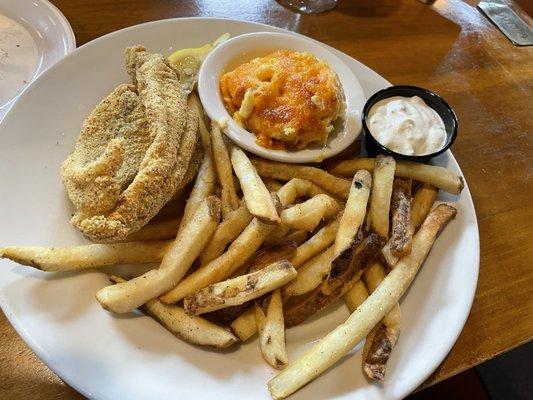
[284,234,384,327]
[368,155,396,238]
[0,241,172,272]
[183,260,296,315]
[264,178,284,192]
[96,196,221,313]
[362,261,402,381]
[109,275,237,348]
[329,158,464,195]
[255,289,288,369]
[411,183,438,231]
[211,123,239,215]
[290,219,338,268]
[231,307,257,341]
[124,218,180,241]
[263,224,291,246]
[199,204,253,266]
[231,147,280,224]
[179,154,217,230]
[268,204,457,399]
[252,157,351,199]
[283,246,334,298]
[333,170,371,257]
[389,178,413,257]
[162,179,344,304]
[280,194,341,231]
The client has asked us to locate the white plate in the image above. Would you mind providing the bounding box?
[0,18,479,400]
[198,32,365,163]
[0,0,75,122]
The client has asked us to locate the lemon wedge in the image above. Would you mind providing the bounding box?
[168,33,230,92]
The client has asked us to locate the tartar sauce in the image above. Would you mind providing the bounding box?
[367,96,446,156]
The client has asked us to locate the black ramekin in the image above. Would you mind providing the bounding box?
[362,85,458,163]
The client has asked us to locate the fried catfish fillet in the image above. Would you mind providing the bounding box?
[62,46,199,242]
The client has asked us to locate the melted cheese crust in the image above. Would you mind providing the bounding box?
[220,50,341,150]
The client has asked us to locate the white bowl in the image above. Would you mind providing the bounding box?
[198,32,366,163]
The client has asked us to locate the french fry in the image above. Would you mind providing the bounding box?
[199,204,253,266]
[211,123,239,217]
[263,224,291,246]
[252,157,351,199]
[284,234,384,327]
[411,183,438,231]
[179,154,217,230]
[124,218,180,241]
[282,246,334,298]
[255,289,289,369]
[268,204,457,399]
[184,260,296,315]
[231,307,257,341]
[231,147,280,224]
[343,280,368,312]
[333,170,372,257]
[247,243,298,273]
[188,93,212,154]
[0,241,172,272]
[162,179,334,304]
[389,178,413,257]
[368,155,396,238]
[264,230,309,248]
[96,196,221,313]
[381,182,437,270]
[329,158,464,195]
[290,219,338,268]
[109,275,237,348]
[362,261,402,381]
[280,194,341,231]
[264,178,284,192]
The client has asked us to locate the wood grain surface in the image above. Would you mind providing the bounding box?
[1,0,532,399]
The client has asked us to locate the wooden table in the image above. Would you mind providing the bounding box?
[1,0,532,398]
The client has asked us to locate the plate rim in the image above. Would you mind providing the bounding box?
[0,16,480,400]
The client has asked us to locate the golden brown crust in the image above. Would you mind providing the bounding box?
[363,324,392,381]
[389,178,413,257]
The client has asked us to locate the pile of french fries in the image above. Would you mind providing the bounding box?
[0,95,463,399]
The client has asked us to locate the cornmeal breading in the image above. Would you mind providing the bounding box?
[63,46,199,242]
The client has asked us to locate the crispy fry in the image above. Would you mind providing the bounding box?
[268,204,457,399]
[329,158,464,195]
[290,219,338,268]
[96,196,221,313]
[333,170,371,257]
[231,147,280,224]
[109,275,237,348]
[411,183,438,231]
[389,178,413,257]
[247,243,298,273]
[230,307,257,341]
[211,124,239,217]
[343,280,368,312]
[179,154,217,230]
[184,260,296,315]
[263,224,291,246]
[280,194,341,231]
[256,289,288,369]
[0,241,172,272]
[252,157,351,199]
[362,261,401,381]
[282,246,334,298]
[123,218,180,241]
[162,179,336,304]
[264,230,308,248]
[284,234,384,327]
[368,155,396,238]
[188,93,212,154]
[199,204,253,266]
